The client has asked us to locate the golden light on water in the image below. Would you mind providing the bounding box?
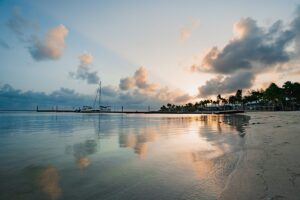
[38,166,62,200]
[77,157,90,169]
[0,113,250,199]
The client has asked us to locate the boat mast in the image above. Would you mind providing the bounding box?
[98,81,101,109]
[93,89,98,109]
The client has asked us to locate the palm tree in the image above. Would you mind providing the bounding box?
[264,83,283,110]
[221,97,228,105]
[283,81,294,109]
[282,81,300,109]
[235,90,243,104]
[217,94,221,105]
[228,96,236,110]
[175,105,182,112]
[228,96,236,104]
[294,82,300,104]
[160,105,168,112]
[217,94,228,110]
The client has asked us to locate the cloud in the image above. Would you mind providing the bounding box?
[28,24,68,61]
[119,67,158,92]
[119,88,193,107]
[133,67,158,92]
[0,83,152,110]
[180,20,199,43]
[0,65,195,111]
[174,94,193,103]
[0,39,10,49]
[119,90,149,105]
[192,8,300,75]
[70,52,100,84]
[192,6,300,97]
[0,81,194,111]
[79,53,93,65]
[290,69,300,75]
[155,87,194,104]
[119,77,135,90]
[119,67,195,104]
[7,9,68,61]
[101,85,118,97]
[194,18,294,74]
[198,71,255,97]
[0,84,91,110]
[7,8,37,42]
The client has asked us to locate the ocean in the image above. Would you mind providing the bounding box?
[0,112,250,200]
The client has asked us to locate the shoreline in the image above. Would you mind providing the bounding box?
[1,109,246,114]
[219,111,300,200]
[1,109,299,114]
[39,110,245,114]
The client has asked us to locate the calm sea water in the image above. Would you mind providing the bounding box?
[0,112,250,200]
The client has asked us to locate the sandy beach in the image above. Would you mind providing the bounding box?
[219,111,300,200]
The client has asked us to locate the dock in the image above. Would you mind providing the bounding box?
[36,109,244,114]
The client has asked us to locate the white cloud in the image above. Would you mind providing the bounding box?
[70,52,100,84]
[120,67,194,104]
[119,67,158,93]
[29,24,68,61]
[179,20,199,43]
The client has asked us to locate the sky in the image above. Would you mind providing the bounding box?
[1,0,300,110]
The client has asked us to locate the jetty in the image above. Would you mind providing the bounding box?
[36,108,244,115]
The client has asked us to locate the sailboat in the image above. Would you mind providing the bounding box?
[80,81,111,113]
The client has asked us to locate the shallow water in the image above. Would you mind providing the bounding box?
[0,112,250,200]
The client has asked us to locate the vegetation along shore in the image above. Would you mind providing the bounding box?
[160,81,300,113]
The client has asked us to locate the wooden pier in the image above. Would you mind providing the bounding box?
[36,109,244,114]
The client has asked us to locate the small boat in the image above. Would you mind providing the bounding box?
[79,81,111,113]
[80,106,94,112]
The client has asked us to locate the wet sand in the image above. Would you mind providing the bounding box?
[219,111,300,200]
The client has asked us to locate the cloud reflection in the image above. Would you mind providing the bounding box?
[22,165,62,200]
[117,114,249,159]
[38,165,62,200]
[119,128,159,158]
[66,139,98,169]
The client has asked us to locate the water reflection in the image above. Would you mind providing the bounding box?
[21,165,61,200]
[117,114,249,159]
[0,112,251,200]
[180,152,214,179]
[195,114,250,136]
[66,139,98,169]
[119,127,160,158]
[115,114,249,194]
[38,165,61,200]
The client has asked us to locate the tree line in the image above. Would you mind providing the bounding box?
[160,81,300,112]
